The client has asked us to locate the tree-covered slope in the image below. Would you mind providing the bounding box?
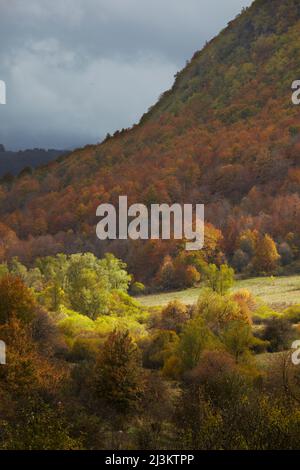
[1,0,300,283]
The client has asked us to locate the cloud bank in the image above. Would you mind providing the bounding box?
[0,0,253,149]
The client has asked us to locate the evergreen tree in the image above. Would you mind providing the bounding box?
[93,330,145,414]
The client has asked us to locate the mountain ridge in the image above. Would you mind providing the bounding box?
[1,0,300,284]
[0,147,65,178]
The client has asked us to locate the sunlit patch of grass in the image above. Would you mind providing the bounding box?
[139,276,300,308]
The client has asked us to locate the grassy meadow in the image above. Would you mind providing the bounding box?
[139,275,300,308]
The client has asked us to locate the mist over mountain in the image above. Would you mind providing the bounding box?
[0,146,65,177]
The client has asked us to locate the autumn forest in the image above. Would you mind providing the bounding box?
[1,0,300,451]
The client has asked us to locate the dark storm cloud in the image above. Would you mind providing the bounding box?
[0,0,253,150]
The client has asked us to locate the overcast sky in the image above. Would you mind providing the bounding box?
[0,0,253,150]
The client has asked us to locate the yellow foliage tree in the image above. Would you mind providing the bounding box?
[253,234,280,274]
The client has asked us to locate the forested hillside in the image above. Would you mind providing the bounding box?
[1,0,300,287]
[2,0,300,451]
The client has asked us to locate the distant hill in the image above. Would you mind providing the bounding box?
[0,0,300,284]
[0,146,65,177]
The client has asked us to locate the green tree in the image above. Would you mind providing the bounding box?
[66,253,130,317]
[67,264,110,318]
[37,254,69,311]
[9,257,28,281]
[221,321,254,363]
[205,264,234,295]
[64,254,103,315]
[178,315,218,370]
[98,253,131,291]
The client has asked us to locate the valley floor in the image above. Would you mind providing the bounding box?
[139,275,300,308]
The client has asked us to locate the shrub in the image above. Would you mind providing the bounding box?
[261,316,295,352]
[196,289,251,333]
[252,305,280,324]
[142,330,179,369]
[284,305,300,324]
[160,300,190,333]
[130,282,145,296]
